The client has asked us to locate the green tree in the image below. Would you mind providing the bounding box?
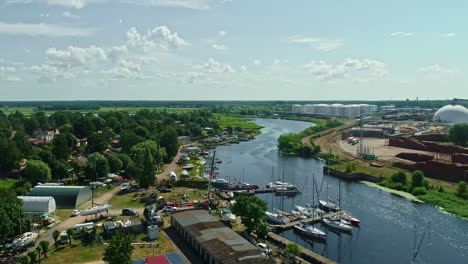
[0,137,20,171]
[102,233,134,264]
[411,170,425,189]
[23,160,52,185]
[13,180,32,196]
[0,188,25,243]
[53,230,60,247]
[52,133,74,160]
[85,152,109,180]
[87,132,109,153]
[18,255,30,264]
[35,246,41,262]
[160,127,179,162]
[456,181,467,198]
[39,240,50,258]
[66,228,74,246]
[51,159,69,180]
[391,171,407,184]
[130,141,157,187]
[107,155,123,173]
[448,123,468,146]
[116,154,133,170]
[231,195,268,233]
[120,130,144,153]
[27,251,38,264]
[255,222,270,239]
[285,243,302,263]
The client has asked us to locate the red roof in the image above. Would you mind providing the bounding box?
[145,255,170,264]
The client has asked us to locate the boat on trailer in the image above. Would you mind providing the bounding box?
[80,204,112,216]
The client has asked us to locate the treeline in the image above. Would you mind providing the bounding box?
[0,108,218,188]
[448,124,468,147]
[278,119,342,155]
[37,105,100,111]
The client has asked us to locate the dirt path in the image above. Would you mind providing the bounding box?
[156,142,197,181]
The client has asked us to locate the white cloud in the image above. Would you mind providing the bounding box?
[218,30,227,37]
[305,58,388,81]
[0,22,95,37]
[195,58,235,73]
[7,0,228,9]
[419,64,457,74]
[47,0,88,8]
[240,65,247,72]
[390,32,414,37]
[105,59,143,79]
[253,59,262,65]
[289,36,343,52]
[31,64,75,82]
[46,45,106,69]
[0,66,16,73]
[108,45,128,63]
[62,11,80,19]
[441,33,456,37]
[212,44,226,50]
[126,26,187,52]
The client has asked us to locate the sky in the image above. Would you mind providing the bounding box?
[0,0,467,101]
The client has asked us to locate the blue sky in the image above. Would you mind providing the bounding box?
[0,0,467,100]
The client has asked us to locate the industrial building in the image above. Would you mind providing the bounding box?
[433,105,468,124]
[350,128,386,137]
[292,104,378,118]
[18,196,56,214]
[171,210,272,264]
[29,186,92,208]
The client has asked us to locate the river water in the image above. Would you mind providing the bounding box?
[215,118,468,264]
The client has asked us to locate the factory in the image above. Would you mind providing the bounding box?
[292,104,378,118]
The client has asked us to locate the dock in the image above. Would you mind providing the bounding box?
[267,232,336,264]
[269,212,342,230]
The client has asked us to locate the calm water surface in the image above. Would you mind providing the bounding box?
[215,118,468,264]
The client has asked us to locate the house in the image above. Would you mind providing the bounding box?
[177,136,190,144]
[33,127,59,142]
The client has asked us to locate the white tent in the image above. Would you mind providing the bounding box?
[18,196,56,213]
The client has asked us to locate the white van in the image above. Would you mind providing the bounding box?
[59,231,69,244]
[73,222,94,233]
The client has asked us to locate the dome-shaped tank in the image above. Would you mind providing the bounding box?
[433,105,468,124]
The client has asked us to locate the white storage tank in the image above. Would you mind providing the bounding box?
[18,196,56,213]
[291,104,303,114]
[147,225,160,240]
[303,104,314,114]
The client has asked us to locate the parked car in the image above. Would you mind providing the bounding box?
[160,188,172,193]
[71,210,81,217]
[121,208,137,216]
[162,206,177,213]
[256,243,272,255]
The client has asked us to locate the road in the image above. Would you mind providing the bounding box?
[156,142,197,181]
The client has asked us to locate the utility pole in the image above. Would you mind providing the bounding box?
[207,150,216,203]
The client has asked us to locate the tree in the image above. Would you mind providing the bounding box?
[391,171,407,184]
[52,133,74,160]
[102,233,134,264]
[448,124,468,146]
[13,180,32,196]
[120,130,144,153]
[231,195,268,233]
[35,246,41,262]
[23,160,52,185]
[0,188,25,243]
[18,255,30,264]
[456,181,467,198]
[87,132,109,153]
[39,240,50,258]
[411,170,425,189]
[116,154,133,170]
[85,152,109,180]
[130,141,157,187]
[107,155,123,173]
[0,137,20,171]
[160,127,179,162]
[27,251,38,264]
[66,228,74,246]
[51,159,69,180]
[255,222,270,239]
[284,243,302,263]
[53,230,60,247]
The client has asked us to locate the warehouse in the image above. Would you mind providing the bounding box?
[292,104,377,118]
[171,210,272,264]
[18,196,56,214]
[29,186,92,208]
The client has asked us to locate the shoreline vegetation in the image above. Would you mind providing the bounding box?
[277,118,342,156]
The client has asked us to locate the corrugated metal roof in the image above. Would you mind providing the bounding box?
[29,186,92,208]
[18,196,56,213]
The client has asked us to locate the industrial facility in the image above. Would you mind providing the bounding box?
[171,210,272,264]
[292,104,378,118]
[29,185,92,208]
[433,105,468,124]
[18,196,56,214]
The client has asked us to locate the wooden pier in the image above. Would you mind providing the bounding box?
[269,212,342,230]
[267,232,336,264]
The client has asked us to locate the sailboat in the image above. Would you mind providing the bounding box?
[291,210,308,219]
[294,222,327,239]
[266,211,290,225]
[12,232,38,248]
[322,179,352,232]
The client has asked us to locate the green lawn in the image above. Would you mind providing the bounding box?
[214,114,263,131]
[109,191,146,209]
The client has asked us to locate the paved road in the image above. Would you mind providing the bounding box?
[156,142,197,181]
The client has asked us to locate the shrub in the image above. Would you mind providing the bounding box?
[391,171,407,185]
[412,187,427,196]
[456,181,467,199]
[438,186,445,193]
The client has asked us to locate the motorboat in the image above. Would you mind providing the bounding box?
[294,222,326,239]
[221,209,237,223]
[341,214,361,225]
[80,204,112,216]
[12,232,38,248]
[319,199,340,212]
[322,217,353,232]
[275,185,301,195]
[291,210,307,220]
[227,191,235,199]
[266,180,292,189]
[266,211,290,225]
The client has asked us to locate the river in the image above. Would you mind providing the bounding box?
[214,118,468,264]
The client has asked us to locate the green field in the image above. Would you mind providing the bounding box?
[214,114,263,131]
[0,107,199,116]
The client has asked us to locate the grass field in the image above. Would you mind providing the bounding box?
[214,114,263,131]
[0,178,19,189]
[0,107,199,116]
[108,190,146,209]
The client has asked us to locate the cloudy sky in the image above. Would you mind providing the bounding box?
[0,0,467,100]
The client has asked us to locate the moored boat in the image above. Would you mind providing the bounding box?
[341,214,360,225]
[294,222,326,239]
[322,217,353,232]
[291,210,307,219]
[221,209,237,222]
[319,199,340,212]
[12,232,38,248]
[80,204,112,216]
[266,211,290,225]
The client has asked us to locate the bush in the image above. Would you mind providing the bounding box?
[438,186,445,193]
[456,181,467,199]
[412,187,427,196]
[411,170,425,189]
[173,180,208,189]
[391,171,407,185]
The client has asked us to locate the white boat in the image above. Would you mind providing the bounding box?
[295,205,322,218]
[319,199,340,212]
[80,204,112,216]
[266,211,290,225]
[294,223,326,239]
[266,180,292,189]
[227,191,235,199]
[291,210,307,219]
[275,185,301,195]
[341,214,361,225]
[221,209,237,222]
[12,232,38,248]
[322,217,353,232]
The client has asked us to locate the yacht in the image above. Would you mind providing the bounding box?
[322,216,353,232]
[295,205,322,218]
[319,199,340,212]
[266,180,292,189]
[266,211,290,225]
[291,210,307,219]
[12,232,38,248]
[294,222,326,239]
[275,185,300,195]
[221,209,237,223]
[80,204,112,216]
[341,214,361,225]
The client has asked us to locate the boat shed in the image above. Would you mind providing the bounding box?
[18,196,56,213]
[171,210,273,264]
[29,186,92,208]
